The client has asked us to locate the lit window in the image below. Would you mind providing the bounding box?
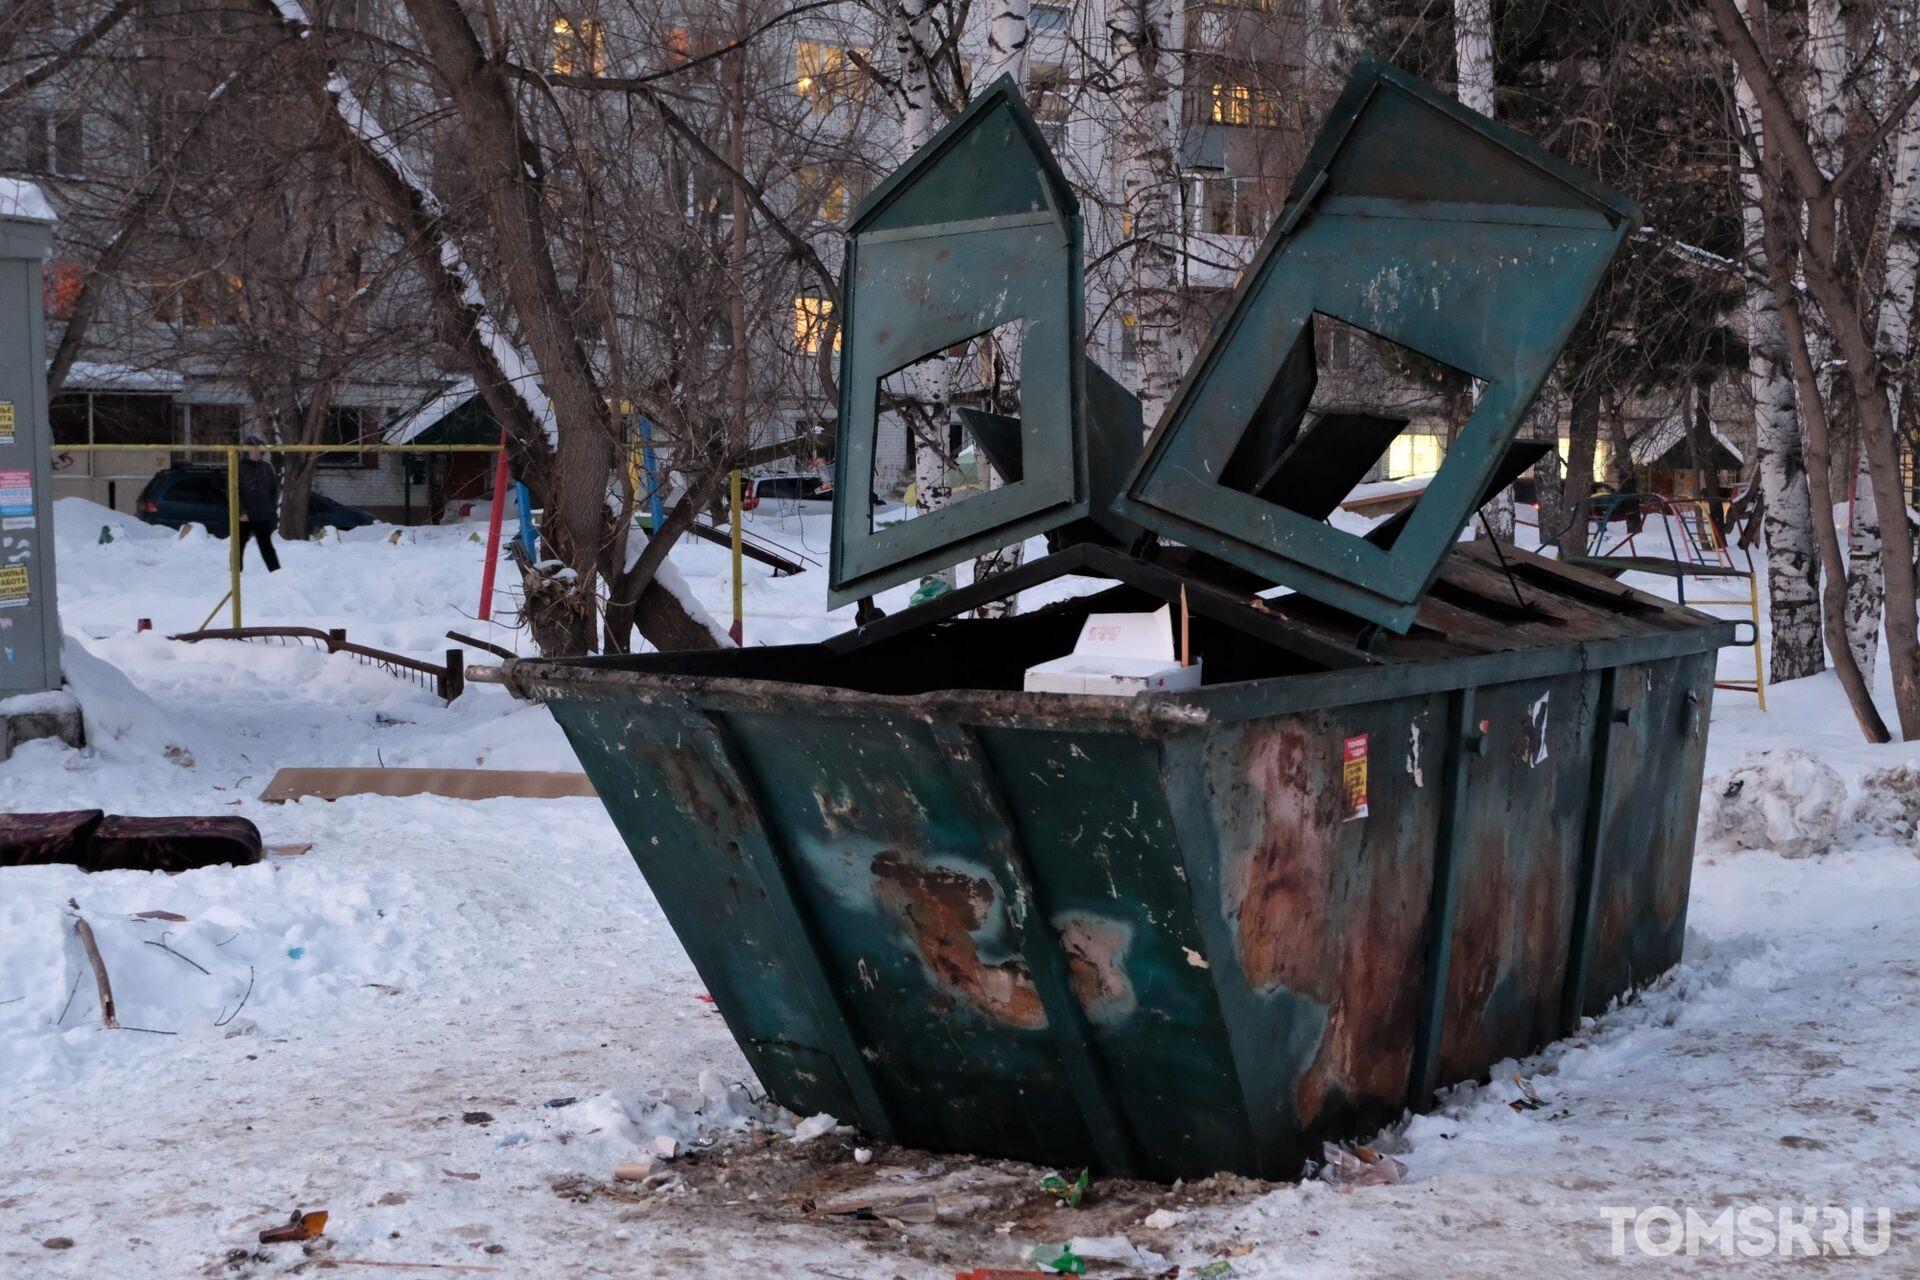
[794,296,840,353]
[1119,313,1137,362]
[1202,82,1278,128]
[796,42,869,110]
[1387,433,1444,481]
[551,16,607,76]
[799,166,852,222]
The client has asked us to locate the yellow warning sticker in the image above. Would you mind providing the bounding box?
[0,564,27,609]
[1342,733,1370,820]
[0,401,14,442]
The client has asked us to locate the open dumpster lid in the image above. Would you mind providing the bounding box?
[828,77,1089,607]
[1112,54,1640,633]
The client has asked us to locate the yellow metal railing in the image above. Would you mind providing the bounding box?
[1660,496,1767,711]
[51,442,503,629]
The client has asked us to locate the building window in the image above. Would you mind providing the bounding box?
[797,165,863,223]
[1195,81,1279,128]
[1030,3,1070,33]
[796,42,869,111]
[794,296,839,353]
[1387,433,1444,481]
[320,406,377,469]
[1029,61,1070,124]
[1184,173,1266,237]
[1119,313,1136,363]
[150,274,244,328]
[20,110,50,172]
[551,16,607,76]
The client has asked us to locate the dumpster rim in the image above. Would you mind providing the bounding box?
[505,622,1735,731]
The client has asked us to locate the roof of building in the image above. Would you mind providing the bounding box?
[59,362,186,393]
[0,179,55,225]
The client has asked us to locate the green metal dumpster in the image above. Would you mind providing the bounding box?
[493,58,1739,1182]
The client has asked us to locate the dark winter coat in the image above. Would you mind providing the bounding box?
[238,456,280,524]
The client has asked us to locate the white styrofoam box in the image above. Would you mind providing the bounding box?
[1022,604,1203,696]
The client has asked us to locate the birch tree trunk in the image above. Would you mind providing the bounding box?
[980,0,1031,88]
[894,0,958,588]
[1847,102,1920,680]
[1733,2,1825,682]
[1107,0,1183,433]
[1453,0,1512,540]
[970,0,1032,616]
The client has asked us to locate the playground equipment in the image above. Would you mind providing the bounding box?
[477,60,1741,1180]
[1563,492,1765,709]
[170,625,468,701]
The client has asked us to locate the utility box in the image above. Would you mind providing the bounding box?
[0,182,62,698]
[496,61,1739,1181]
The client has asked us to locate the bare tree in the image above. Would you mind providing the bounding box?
[1106,0,1182,431]
[1709,0,1920,739]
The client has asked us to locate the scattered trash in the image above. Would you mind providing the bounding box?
[98,525,113,544]
[695,993,715,1003]
[269,843,314,857]
[493,1133,530,1149]
[1509,1074,1546,1112]
[462,1111,494,1125]
[1142,1208,1183,1230]
[819,1190,939,1224]
[909,577,952,606]
[792,1112,838,1143]
[1193,1262,1236,1280]
[1039,1168,1090,1208]
[42,1237,74,1250]
[1318,1141,1407,1189]
[1026,1242,1086,1274]
[653,1135,679,1159]
[442,1169,481,1181]
[258,1209,328,1244]
[133,910,188,922]
[543,1097,578,1109]
[853,1146,874,1164]
[613,1161,653,1182]
[955,1271,1053,1280]
[1066,1235,1166,1269]
[286,946,305,960]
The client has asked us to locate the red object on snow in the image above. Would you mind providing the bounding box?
[477,431,511,622]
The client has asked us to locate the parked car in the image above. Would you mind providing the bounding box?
[136,465,376,536]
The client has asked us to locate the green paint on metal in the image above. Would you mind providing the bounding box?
[1113,55,1642,631]
[830,77,1088,606]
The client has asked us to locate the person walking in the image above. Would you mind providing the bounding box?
[237,436,281,573]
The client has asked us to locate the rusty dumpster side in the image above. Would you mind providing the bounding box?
[523,631,1719,1183]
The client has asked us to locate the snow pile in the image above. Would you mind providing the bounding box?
[1845,762,1920,844]
[59,635,197,768]
[0,852,435,1085]
[513,1069,780,1174]
[1698,747,1846,858]
[54,497,173,544]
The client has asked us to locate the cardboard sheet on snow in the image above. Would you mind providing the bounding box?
[259,767,598,803]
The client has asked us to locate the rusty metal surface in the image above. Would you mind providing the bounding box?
[517,55,1734,1183]
[537,629,1723,1180]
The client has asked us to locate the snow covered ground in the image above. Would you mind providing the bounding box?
[2,499,1917,1276]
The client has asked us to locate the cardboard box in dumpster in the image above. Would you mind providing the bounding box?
[1023,605,1203,696]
